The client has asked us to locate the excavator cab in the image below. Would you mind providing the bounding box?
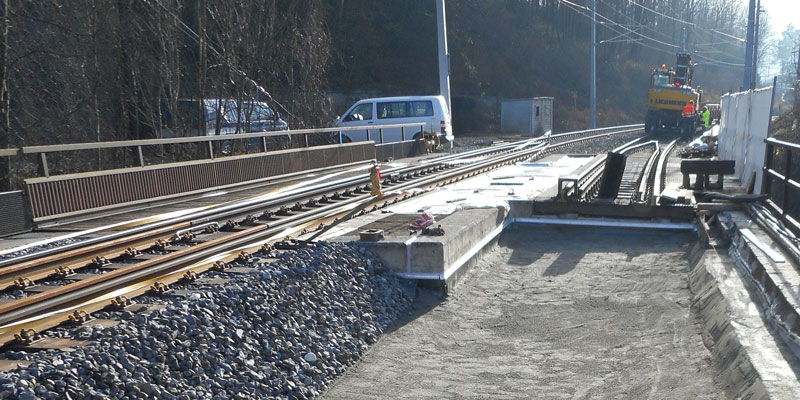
[645,55,700,134]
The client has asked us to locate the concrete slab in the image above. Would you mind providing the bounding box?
[328,207,507,292]
[314,153,599,291]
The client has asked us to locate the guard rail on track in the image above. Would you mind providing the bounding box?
[556,128,647,202]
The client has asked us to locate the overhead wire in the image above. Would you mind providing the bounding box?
[559,0,676,57]
[559,0,745,69]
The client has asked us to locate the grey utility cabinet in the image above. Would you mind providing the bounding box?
[501,97,554,136]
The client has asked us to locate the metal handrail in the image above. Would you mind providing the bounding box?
[20,122,426,154]
[762,137,800,236]
[17,122,426,177]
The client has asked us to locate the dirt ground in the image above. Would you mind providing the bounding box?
[323,226,725,399]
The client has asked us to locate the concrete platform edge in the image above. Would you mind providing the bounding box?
[687,242,800,399]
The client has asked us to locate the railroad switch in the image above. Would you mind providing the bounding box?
[14,277,34,289]
[13,329,41,345]
[53,266,75,277]
[221,220,240,231]
[109,295,131,309]
[67,310,92,325]
[234,251,252,263]
[90,256,111,267]
[149,282,171,295]
[204,224,220,234]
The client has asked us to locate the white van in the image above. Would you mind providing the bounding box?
[334,95,453,145]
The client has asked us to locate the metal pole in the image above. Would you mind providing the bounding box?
[590,0,597,129]
[743,0,755,90]
[436,0,451,116]
[761,76,778,195]
[751,0,761,89]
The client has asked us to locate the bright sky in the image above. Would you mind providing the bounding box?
[749,0,798,36]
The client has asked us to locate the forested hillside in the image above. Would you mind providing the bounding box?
[0,0,759,154]
[326,0,751,132]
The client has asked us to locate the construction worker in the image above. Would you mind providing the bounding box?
[701,106,710,129]
[681,100,696,118]
[680,100,696,139]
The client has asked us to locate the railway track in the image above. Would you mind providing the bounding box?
[0,124,643,348]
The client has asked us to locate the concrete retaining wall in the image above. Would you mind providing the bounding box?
[688,240,800,399]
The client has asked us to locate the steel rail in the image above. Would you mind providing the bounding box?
[634,143,661,203]
[558,134,647,201]
[1,125,642,269]
[0,125,644,338]
[652,139,678,205]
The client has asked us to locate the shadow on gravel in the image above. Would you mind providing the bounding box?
[382,286,444,336]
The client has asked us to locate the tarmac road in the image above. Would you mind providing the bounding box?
[323,225,725,399]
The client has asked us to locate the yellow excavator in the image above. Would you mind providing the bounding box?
[644,53,701,134]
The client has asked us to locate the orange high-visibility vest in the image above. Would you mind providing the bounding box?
[682,103,695,118]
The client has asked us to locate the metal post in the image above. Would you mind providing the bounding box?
[401,126,406,141]
[743,0,755,90]
[784,150,792,215]
[379,128,384,144]
[137,146,145,167]
[762,141,773,196]
[39,153,49,177]
[751,0,761,89]
[761,76,778,195]
[262,136,268,153]
[436,0,451,117]
[590,0,597,129]
[207,141,214,160]
[304,133,309,148]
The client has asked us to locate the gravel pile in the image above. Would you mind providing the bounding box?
[0,242,414,399]
[0,238,87,262]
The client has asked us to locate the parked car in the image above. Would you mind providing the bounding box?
[160,99,288,137]
[333,95,453,145]
[238,101,289,133]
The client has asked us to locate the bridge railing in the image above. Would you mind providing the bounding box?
[1,123,426,178]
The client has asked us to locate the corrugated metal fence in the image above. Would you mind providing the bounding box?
[26,142,375,220]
